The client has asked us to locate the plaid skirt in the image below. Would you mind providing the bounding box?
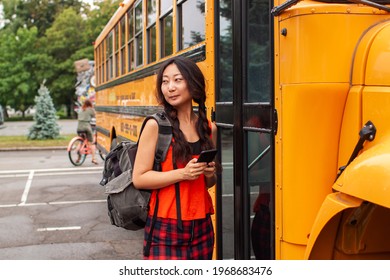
[143,215,214,260]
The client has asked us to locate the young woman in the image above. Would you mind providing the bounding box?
[133,57,218,260]
[76,99,97,164]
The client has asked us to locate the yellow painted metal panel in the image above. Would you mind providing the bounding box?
[335,87,390,208]
[363,88,390,146]
[365,23,390,86]
[352,20,390,86]
[279,242,306,260]
[305,192,362,259]
[279,84,348,247]
[338,86,363,166]
[274,1,390,259]
[334,136,390,208]
[278,3,390,85]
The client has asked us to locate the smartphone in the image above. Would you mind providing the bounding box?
[197,149,218,163]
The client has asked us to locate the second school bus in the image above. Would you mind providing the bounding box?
[94,0,390,259]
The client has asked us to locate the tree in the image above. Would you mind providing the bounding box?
[28,81,60,140]
[84,0,121,42]
[0,26,50,118]
[1,0,84,36]
[42,8,88,117]
[0,0,126,115]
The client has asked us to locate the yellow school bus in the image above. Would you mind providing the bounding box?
[95,0,390,259]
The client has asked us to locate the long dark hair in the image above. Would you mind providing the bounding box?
[156,56,214,163]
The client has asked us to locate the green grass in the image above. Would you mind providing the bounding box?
[0,135,74,148]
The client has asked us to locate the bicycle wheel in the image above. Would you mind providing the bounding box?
[68,138,86,166]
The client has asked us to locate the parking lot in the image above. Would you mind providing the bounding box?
[0,149,144,260]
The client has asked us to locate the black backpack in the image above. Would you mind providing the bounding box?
[99,112,172,231]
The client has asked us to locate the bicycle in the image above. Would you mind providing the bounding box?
[67,130,104,166]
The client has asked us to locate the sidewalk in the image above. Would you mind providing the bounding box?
[0,119,78,151]
[0,119,77,136]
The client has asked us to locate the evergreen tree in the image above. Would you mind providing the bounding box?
[28,82,60,140]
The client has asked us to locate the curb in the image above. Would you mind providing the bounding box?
[0,146,67,152]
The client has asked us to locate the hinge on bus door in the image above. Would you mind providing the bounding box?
[335,121,376,180]
[273,109,278,135]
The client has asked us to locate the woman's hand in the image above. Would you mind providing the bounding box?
[181,158,216,188]
[182,158,208,180]
[203,161,217,188]
[203,161,216,178]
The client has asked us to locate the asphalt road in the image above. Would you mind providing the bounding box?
[0,121,145,260]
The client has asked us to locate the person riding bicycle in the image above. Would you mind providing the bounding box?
[77,99,98,164]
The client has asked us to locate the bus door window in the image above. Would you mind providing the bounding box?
[247,127,271,260]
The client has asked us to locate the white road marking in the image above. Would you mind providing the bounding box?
[0,167,105,208]
[49,199,106,205]
[0,200,106,208]
[0,166,103,174]
[18,202,47,207]
[0,166,103,178]
[35,171,102,176]
[0,174,35,178]
[0,204,18,208]
[19,170,34,205]
[0,171,102,178]
[36,226,81,232]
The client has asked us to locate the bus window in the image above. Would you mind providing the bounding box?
[178,0,205,50]
[135,1,143,67]
[148,26,157,63]
[160,0,173,58]
[160,0,172,14]
[95,45,101,85]
[161,14,173,57]
[219,127,234,259]
[248,130,271,260]
[147,0,157,63]
[147,0,157,24]
[101,44,105,84]
[106,32,113,81]
[136,33,143,66]
[115,24,120,77]
[219,0,233,102]
[120,16,126,75]
[127,9,135,71]
[247,0,270,103]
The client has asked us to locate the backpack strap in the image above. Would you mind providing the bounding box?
[139,112,172,170]
[99,142,125,186]
[140,111,174,257]
[173,161,183,231]
[143,189,160,257]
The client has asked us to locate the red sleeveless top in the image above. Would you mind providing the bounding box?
[147,144,215,220]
